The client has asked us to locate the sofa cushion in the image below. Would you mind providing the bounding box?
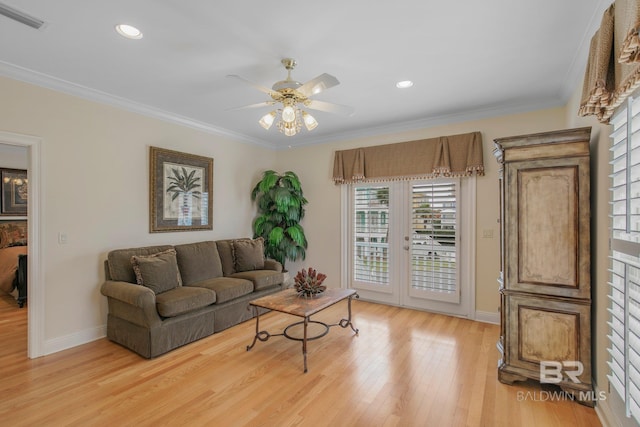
[174,241,224,285]
[108,245,174,283]
[131,249,182,294]
[230,270,284,291]
[215,239,241,276]
[233,237,265,272]
[155,286,216,317]
[187,277,253,304]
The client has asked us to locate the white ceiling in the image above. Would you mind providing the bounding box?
[0,1,611,149]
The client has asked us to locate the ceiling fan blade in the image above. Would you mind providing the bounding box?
[225,101,276,111]
[306,99,354,116]
[226,74,279,97]
[297,73,340,97]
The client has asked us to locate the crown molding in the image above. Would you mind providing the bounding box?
[0,59,570,152]
[278,97,566,150]
[0,60,275,149]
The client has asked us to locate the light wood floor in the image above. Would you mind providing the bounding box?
[0,292,601,427]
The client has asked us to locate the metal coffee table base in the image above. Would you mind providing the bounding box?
[246,291,359,373]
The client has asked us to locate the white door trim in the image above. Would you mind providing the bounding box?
[0,131,44,358]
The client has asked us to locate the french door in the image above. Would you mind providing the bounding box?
[344,178,474,317]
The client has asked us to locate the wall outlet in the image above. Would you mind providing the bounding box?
[482,229,494,238]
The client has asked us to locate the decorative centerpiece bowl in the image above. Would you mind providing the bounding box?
[294,267,327,297]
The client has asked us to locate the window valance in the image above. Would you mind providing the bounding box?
[579,0,640,122]
[332,131,484,184]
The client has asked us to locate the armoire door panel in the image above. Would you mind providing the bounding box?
[505,155,590,299]
[518,166,578,288]
[505,293,591,385]
[518,305,578,363]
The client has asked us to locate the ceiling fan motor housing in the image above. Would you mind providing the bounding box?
[272,58,302,91]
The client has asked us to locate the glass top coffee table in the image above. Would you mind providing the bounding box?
[246,288,359,373]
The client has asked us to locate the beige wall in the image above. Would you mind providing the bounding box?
[0,76,277,349]
[276,107,566,315]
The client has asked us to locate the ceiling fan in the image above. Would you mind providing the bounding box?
[227,58,354,136]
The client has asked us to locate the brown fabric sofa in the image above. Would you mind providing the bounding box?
[100,238,287,358]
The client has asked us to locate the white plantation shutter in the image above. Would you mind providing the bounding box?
[353,185,390,286]
[410,181,458,295]
[609,95,640,423]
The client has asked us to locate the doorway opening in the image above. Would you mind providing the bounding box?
[0,131,43,358]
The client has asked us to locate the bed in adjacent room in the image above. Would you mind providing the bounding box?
[0,221,27,306]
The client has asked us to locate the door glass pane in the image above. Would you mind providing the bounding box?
[353,185,389,285]
[411,181,457,293]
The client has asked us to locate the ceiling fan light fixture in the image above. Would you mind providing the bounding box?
[259,111,276,130]
[283,126,297,137]
[281,105,296,123]
[277,112,302,136]
[302,111,318,131]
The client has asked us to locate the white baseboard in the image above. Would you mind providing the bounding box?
[475,310,499,324]
[595,385,616,427]
[593,382,639,427]
[43,325,106,356]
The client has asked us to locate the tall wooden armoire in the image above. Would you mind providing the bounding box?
[493,127,593,405]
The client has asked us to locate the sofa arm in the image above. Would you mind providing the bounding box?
[101,280,162,328]
[101,280,155,307]
[264,259,283,272]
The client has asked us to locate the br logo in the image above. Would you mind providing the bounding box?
[539,361,584,384]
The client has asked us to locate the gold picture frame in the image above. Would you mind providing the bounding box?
[149,146,213,232]
[1,168,28,216]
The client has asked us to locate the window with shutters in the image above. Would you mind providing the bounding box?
[609,94,640,423]
[410,181,458,297]
[352,185,390,286]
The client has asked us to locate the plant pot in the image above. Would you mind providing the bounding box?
[282,271,294,289]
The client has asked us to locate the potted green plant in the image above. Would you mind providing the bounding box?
[251,170,308,270]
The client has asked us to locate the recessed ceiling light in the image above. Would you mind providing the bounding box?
[115,24,143,40]
[396,80,414,89]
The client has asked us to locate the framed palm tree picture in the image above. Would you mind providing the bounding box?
[149,146,213,232]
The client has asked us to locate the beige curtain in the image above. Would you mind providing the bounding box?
[579,0,640,123]
[619,0,640,63]
[612,0,640,105]
[332,131,484,184]
[578,5,615,121]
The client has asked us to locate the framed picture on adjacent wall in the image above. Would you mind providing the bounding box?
[149,146,213,232]
[0,168,27,216]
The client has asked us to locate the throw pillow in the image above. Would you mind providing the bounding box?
[233,237,265,272]
[131,248,182,294]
